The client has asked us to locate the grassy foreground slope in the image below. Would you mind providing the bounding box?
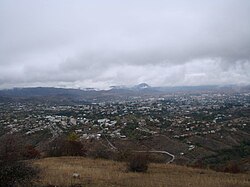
[33,157,250,187]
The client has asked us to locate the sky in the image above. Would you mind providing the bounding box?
[0,0,250,89]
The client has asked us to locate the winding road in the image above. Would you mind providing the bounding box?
[102,133,175,163]
[133,150,175,163]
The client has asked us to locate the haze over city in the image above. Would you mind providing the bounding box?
[1,0,250,89]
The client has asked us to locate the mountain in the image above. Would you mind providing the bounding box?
[82,88,100,91]
[109,85,128,90]
[0,84,249,103]
[110,83,151,90]
[133,83,151,90]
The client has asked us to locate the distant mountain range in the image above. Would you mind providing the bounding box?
[0,84,249,103]
[109,83,151,90]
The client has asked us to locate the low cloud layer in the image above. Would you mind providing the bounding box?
[0,0,250,89]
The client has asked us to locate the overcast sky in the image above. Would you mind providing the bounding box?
[0,0,250,89]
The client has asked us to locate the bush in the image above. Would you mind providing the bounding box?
[223,161,242,173]
[127,153,149,172]
[0,134,24,161]
[64,140,86,156]
[0,135,39,186]
[47,137,86,157]
[22,145,41,159]
[0,161,39,187]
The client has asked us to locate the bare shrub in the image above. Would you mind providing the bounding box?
[22,145,41,159]
[47,136,86,157]
[0,135,39,187]
[0,134,41,161]
[223,161,242,174]
[64,140,86,156]
[0,161,39,187]
[127,153,149,172]
[0,134,24,161]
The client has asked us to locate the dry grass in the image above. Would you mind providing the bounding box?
[32,157,250,187]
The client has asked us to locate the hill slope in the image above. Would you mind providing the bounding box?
[32,157,250,187]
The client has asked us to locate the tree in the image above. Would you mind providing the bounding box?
[0,134,24,161]
[0,134,39,186]
[67,132,79,141]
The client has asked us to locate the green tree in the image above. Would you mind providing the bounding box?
[67,132,79,141]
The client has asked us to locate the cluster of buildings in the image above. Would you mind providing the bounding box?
[0,92,249,146]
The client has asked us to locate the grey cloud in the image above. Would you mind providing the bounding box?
[0,0,250,89]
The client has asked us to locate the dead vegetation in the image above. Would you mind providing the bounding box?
[32,157,250,187]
